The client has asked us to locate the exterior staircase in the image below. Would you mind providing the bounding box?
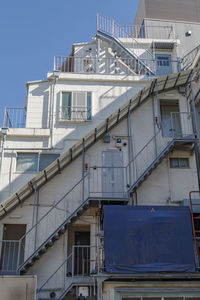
[0,109,196,284]
[181,44,200,70]
[96,14,155,75]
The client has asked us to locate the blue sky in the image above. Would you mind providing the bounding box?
[0,0,140,125]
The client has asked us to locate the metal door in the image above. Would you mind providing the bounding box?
[161,104,181,137]
[156,54,172,76]
[74,231,90,276]
[102,151,124,198]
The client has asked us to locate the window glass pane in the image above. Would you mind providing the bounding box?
[75,92,86,106]
[179,158,189,168]
[17,154,38,172]
[170,158,179,168]
[170,158,189,168]
[39,154,60,171]
[62,92,71,119]
[87,92,92,120]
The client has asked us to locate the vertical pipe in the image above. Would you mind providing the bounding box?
[97,279,102,300]
[156,81,161,127]
[127,108,132,187]
[152,95,158,157]
[97,38,100,74]
[0,130,7,187]
[34,188,40,251]
[191,79,199,139]
[82,139,85,202]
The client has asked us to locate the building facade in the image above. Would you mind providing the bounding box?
[1,1,200,299]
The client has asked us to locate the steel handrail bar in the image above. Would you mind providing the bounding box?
[97,14,174,39]
[127,112,194,168]
[97,14,155,72]
[37,252,73,293]
[18,173,89,252]
[0,70,195,219]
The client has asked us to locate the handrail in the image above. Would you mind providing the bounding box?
[0,69,196,225]
[97,14,155,74]
[181,44,200,70]
[97,14,175,40]
[37,252,72,293]
[3,107,26,128]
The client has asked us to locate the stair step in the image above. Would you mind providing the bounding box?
[58,227,66,235]
[32,253,40,261]
[46,240,53,248]
[71,216,78,223]
[38,247,47,255]
[52,233,59,241]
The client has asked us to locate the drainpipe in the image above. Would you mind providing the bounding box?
[0,128,8,186]
[50,72,59,149]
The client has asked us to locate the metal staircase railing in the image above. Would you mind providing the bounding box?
[181,44,200,71]
[0,112,196,276]
[36,245,97,300]
[97,14,155,75]
[127,112,195,192]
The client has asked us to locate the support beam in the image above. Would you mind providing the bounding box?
[163,76,168,91]
[174,72,181,87]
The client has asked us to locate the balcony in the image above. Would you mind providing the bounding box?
[54,56,178,76]
[3,107,26,128]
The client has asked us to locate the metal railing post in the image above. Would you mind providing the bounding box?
[16,240,21,274]
[72,246,74,278]
[53,56,56,71]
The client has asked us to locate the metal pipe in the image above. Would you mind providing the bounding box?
[0,129,8,186]
[190,79,199,139]
[127,108,132,186]
[152,95,158,157]
[82,139,85,202]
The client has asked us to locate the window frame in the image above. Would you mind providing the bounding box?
[60,91,92,122]
[16,153,60,173]
[169,157,190,169]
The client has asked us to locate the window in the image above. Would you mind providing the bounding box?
[170,158,189,168]
[61,91,92,121]
[16,153,60,173]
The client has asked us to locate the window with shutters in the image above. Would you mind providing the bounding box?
[61,91,92,121]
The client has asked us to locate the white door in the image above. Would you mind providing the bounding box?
[161,104,181,137]
[102,151,124,198]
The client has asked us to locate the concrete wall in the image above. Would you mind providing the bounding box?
[144,19,200,58]
[0,276,36,300]
[134,0,200,25]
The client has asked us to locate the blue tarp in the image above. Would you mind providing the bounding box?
[104,205,196,273]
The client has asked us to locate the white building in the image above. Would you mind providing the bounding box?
[1,1,200,299]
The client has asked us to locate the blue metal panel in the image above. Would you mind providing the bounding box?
[104,205,196,273]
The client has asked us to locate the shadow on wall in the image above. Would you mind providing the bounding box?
[0,79,143,203]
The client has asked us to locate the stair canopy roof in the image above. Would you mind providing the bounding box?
[0,68,197,220]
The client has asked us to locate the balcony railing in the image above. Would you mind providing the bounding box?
[60,106,92,122]
[3,107,26,128]
[54,56,178,76]
[97,14,175,40]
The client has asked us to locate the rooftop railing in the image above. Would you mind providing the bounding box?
[97,14,175,40]
[3,107,26,128]
[54,56,178,76]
